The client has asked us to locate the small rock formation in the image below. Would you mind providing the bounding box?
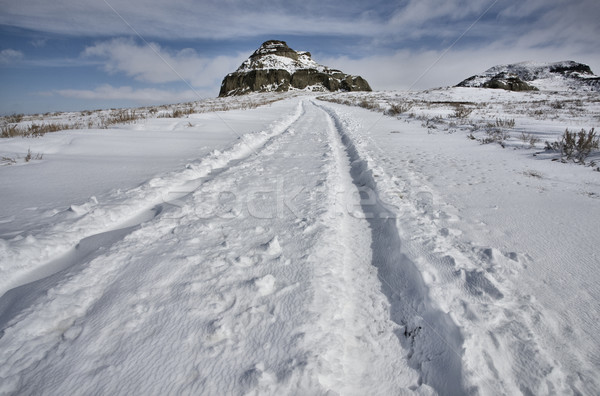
[219,40,372,96]
[457,61,600,91]
[458,72,538,91]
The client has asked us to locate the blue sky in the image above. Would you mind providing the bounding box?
[1,0,599,115]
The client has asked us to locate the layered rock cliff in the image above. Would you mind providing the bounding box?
[219,40,371,96]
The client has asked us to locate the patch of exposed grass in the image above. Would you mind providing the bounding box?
[519,132,540,148]
[1,122,79,138]
[1,156,17,165]
[24,148,43,162]
[386,102,413,116]
[451,104,473,119]
[546,128,599,164]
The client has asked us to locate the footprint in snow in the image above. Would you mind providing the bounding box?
[232,255,257,267]
[260,236,282,257]
[205,318,233,346]
[472,246,527,276]
[462,269,504,300]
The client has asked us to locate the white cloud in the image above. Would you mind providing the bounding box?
[320,44,600,91]
[1,0,598,65]
[0,0,383,39]
[0,49,24,65]
[82,38,246,89]
[54,84,206,104]
[388,0,490,28]
[2,0,597,67]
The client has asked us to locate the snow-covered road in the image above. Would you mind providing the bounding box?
[0,100,425,394]
[1,96,599,395]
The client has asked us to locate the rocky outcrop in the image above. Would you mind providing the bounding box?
[458,72,537,92]
[219,40,371,96]
[457,61,600,92]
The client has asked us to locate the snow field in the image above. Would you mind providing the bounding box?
[0,88,599,395]
[0,101,304,296]
[0,99,308,393]
[319,99,599,394]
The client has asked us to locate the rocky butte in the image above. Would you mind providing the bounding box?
[219,40,372,97]
[457,61,600,92]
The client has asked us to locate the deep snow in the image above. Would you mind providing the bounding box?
[0,88,599,395]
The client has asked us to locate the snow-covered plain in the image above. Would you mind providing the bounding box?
[0,87,599,395]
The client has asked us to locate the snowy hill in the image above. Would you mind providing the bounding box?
[236,40,324,74]
[457,60,600,91]
[219,40,371,96]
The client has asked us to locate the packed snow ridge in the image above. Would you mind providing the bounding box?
[219,40,371,96]
[457,60,600,92]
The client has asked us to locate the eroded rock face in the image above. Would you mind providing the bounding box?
[219,40,372,96]
[220,70,292,96]
[459,72,538,92]
[483,77,536,91]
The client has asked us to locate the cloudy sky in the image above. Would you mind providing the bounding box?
[1,0,599,114]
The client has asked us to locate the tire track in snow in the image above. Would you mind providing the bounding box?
[319,101,598,394]
[316,101,467,395]
[0,99,376,395]
[1,100,319,395]
[304,102,423,394]
[0,101,305,298]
